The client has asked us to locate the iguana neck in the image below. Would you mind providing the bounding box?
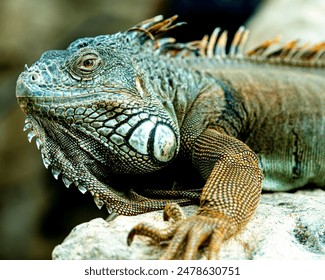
[138,56,217,127]
[140,56,248,158]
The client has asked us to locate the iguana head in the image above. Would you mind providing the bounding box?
[15,17,192,215]
[16,16,182,182]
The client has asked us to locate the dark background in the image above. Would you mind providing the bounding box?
[0,0,263,259]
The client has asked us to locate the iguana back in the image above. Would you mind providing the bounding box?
[206,66,324,191]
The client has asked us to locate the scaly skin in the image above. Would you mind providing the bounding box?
[16,16,324,259]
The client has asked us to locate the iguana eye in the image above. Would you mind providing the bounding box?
[83,59,94,68]
[76,53,101,74]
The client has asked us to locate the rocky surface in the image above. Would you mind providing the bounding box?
[52,189,325,260]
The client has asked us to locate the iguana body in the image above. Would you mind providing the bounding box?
[16,16,324,259]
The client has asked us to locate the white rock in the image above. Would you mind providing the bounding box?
[52,189,325,260]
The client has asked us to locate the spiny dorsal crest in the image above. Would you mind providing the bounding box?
[127,15,325,68]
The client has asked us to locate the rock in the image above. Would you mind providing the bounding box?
[245,0,325,48]
[52,189,325,260]
[220,189,325,260]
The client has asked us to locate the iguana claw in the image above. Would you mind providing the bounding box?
[128,203,231,260]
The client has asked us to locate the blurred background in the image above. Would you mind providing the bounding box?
[1,0,324,259]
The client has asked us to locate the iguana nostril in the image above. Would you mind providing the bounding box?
[30,73,40,83]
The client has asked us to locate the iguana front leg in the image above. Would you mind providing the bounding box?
[128,128,263,259]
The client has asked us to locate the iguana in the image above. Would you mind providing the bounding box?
[16,15,324,259]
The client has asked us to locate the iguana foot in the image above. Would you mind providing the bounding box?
[127,203,181,245]
[127,203,232,260]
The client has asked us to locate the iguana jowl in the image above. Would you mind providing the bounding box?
[16,15,324,259]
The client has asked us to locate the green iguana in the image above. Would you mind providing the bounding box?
[16,15,324,259]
